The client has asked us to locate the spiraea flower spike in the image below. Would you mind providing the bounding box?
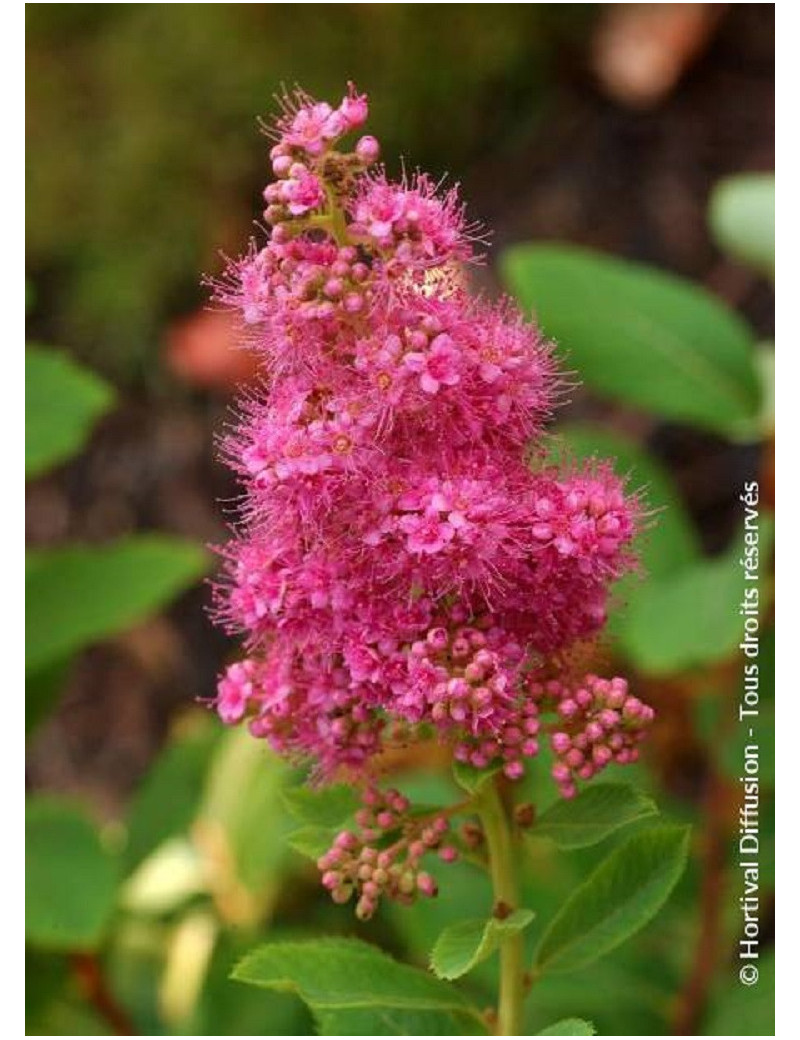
[210,85,653,919]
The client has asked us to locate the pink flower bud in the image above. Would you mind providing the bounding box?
[417,872,438,897]
[355,135,380,163]
[504,760,524,780]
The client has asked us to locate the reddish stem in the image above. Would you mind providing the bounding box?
[70,952,136,1036]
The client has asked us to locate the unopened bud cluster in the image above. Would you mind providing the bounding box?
[532,675,656,798]
[316,787,458,920]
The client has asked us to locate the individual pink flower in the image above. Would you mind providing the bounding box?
[403,333,462,394]
[398,511,456,554]
[338,83,369,130]
[279,100,344,156]
[281,169,326,216]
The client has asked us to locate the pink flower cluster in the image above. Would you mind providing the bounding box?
[533,675,656,799]
[210,84,653,903]
[317,787,456,920]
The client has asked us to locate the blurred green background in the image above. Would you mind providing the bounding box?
[26,5,774,1036]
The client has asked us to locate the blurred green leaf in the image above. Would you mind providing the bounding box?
[232,938,484,1023]
[524,941,675,1036]
[531,785,657,850]
[619,516,774,674]
[281,782,361,828]
[430,909,534,980]
[704,952,774,1035]
[123,720,219,873]
[197,729,292,910]
[26,797,119,950]
[25,655,73,737]
[727,342,775,442]
[27,998,111,1035]
[26,345,114,479]
[25,535,208,673]
[709,173,775,279]
[538,1019,596,1036]
[25,950,71,1031]
[548,425,701,578]
[534,825,690,974]
[286,826,337,861]
[501,244,760,435]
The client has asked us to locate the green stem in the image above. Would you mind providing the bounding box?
[323,186,349,246]
[478,777,525,1036]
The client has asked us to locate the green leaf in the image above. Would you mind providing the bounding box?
[704,951,774,1035]
[281,782,361,828]
[532,785,657,850]
[316,1006,488,1035]
[548,425,701,578]
[192,931,313,1036]
[453,759,502,794]
[286,826,337,861]
[232,937,483,1024]
[501,244,760,435]
[534,824,690,974]
[727,342,775,442]
[123,721,219,873]
[26,535,208,673]
[620,516,774,674]
[430,909,535,980]
[26,797,119,950]
[25,655,73,736]
[538,1019,596,1036]
[197,730,293,909]
[26,346,115,478]
[709,173,775,279]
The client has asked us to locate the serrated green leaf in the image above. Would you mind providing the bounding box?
[620,516,774,674]
[531,785,657,850]
[26,536,208,673]
[286,826,336,861]
[431,909,535,980]
[534,825,690,974]
[538,1019,596,1036]
[281,782,361,828]
[191,931,313,1036]
[232,937,483,1024]
[501,244,760,435]
[26,346,115,478]
[26,797,119,950]
[453,759,502,795]
[709,173,774,279]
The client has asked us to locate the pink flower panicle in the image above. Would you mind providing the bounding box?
[210,85,654,914]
